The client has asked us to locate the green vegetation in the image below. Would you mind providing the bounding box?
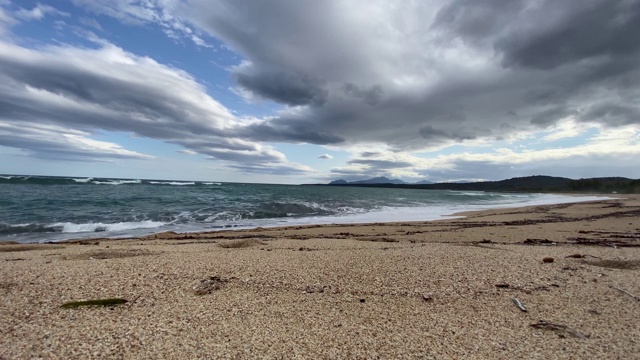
[325,176,640,194]
[60,298,128,308]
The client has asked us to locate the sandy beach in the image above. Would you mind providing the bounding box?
[1,196,639,359]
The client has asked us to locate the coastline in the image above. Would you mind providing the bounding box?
[1,195,639,358]
[2,192,617,244]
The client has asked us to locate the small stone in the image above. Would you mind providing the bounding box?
[192,276,228,295]
[422,293,433,301]
[359,298,366,303]
[303,285,325,293]
[543,257,554,263]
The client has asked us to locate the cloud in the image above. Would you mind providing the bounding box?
[73,1,640,150]
[14,4,69,20]
[71,0,211,47]
[318,154,332,159]
[347,159,412,169]
[0,121,152,161]
[7,1,640,181]
[79,17,103,31]
[0,40,309,174]
[172,0,640,152]
[0,6,16,34]
[328,124,640,181]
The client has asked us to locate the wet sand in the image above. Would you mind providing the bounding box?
[1,196,639,359]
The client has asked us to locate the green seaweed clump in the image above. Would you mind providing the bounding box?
[60,298,128,309]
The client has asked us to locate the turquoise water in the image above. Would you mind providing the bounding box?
[0,175,606,243]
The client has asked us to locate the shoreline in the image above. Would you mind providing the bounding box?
[1,194,639,358]
[3,192,618,245]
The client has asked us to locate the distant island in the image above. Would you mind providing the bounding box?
[324,175,640,194]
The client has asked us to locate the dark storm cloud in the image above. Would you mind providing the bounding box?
[418,126,477,142]
[431,0,522,44]
[435,0,640,70]
[580,104,640,126]
[342,83,383,106]
[497,1,640,70]
[239,121,344,145]
[235,67,328,106]
[179,0,640,148]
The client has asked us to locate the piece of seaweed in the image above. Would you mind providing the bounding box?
[60,298,128,309]
[530,320,588,339]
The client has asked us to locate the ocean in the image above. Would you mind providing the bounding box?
[0,175,607,243]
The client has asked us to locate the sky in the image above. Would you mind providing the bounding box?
[0,0,639,184]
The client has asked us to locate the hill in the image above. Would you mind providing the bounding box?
[326,175,640,194]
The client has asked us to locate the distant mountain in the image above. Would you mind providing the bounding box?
[329,177,436,185]
[324,175,640,194]
[353,177,406,184]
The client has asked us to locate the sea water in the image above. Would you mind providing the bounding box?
[0,175,608,243]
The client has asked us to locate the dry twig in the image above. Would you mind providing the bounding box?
[610,286,640,301]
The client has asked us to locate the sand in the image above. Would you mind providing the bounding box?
[1,196,639,359]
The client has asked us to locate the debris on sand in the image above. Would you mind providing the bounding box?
[609,286,640,302]
[192,276,229,295]
[522,238,555,246]
[530,320,588,339]
[219,239,267,248]
[584,259,640,270]
[512,298,527,312]
[61,298,129,309]
[303,284,328,293]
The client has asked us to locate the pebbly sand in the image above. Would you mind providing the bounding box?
[1,196,639,359]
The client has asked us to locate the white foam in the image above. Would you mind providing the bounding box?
[454,191,491,196]
[203,182,222,185]
[52,220,165,233]
[92,179,142,185]
[250,194,612,228]
[71,177,93,183]
[149,181,196,186]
